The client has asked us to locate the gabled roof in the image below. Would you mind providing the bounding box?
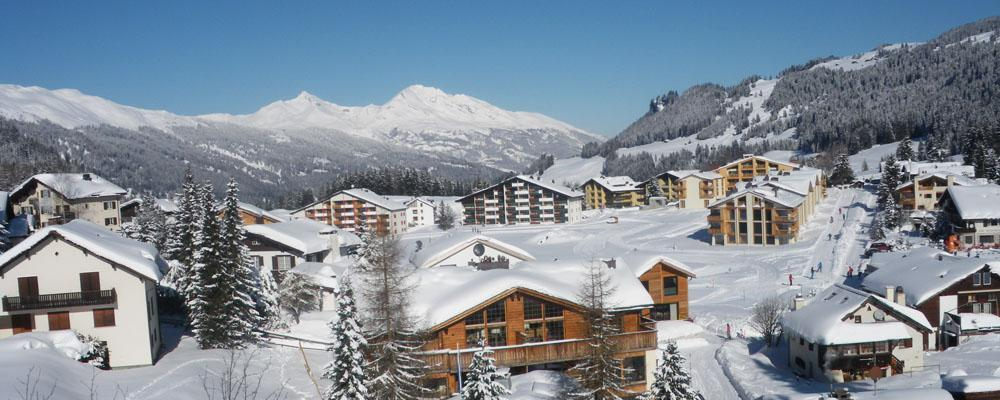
[669,170,723,181]
[11,173,126,201]
[897,160,975,177]
[0,220,165,281]
[411,233,536,268]
[862,246,999,306]
[751,167,823,195]
[292,188,408,213]
[782,284,932,345]
[122,197,180,214]
[216,201,283,222]
[895,172,982,191]
[941,184,1000,220]
[615,251,697,278]
[716,154,799,170]
[245,219,358,255]
[289,260,351,289]
[409,260,653,330]
[583,176,642,193]
[708,182,807,209]
[460,175,583,201]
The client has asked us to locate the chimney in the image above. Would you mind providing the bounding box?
[82,173,92,181]
[603,258,617,269]
[947,175,955,187]
[884,286,896,302]
[793,294,806,311]
[895,286,906,305]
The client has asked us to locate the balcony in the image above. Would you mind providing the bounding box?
[417,330,657,374]
[3,289,117,312]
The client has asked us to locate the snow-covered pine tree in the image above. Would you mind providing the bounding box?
[436,200,455,230]
[985,148,1000,184]
[828,153,855,186]
[869,213,887,241]
[279,271,319,324]
[353,223,377,272]
[461,344,510,400]
[359,232,427,400]
[163,168,201,299]
[126,193,168,251]
[895,136,914,161]
[926,134,949,162]
[323,278,371,400]
[189,182,222,348]
[256,264,282,329]
[570,260,627,400]
[217,178,264,345]
[640,341,701,400]
[881,192,903,231]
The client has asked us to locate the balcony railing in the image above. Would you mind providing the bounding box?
[2,289,116,312]
[417,329,657,374]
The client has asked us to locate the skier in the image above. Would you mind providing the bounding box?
[817,261,823,272]
[828,233,832,241]
[830,216,834,223]
[788,274,793,286]
[847,266,854,278]
[810,267,815,279]
[726,323,732,340]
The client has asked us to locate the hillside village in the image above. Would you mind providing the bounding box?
[1,148,999,400]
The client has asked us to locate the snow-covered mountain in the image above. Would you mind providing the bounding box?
[0,83,600,170]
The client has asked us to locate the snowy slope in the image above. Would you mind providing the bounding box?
[811,43,922,72]
[538,156,605,187]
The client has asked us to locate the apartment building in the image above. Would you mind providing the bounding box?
[581,176,644,209]
[292,188,408,236]
[10,173,127,231]
[458,175,582,226]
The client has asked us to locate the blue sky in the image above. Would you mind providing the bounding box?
[1,1,997,136]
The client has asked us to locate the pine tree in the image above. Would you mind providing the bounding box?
[881,192,902,231]
[895,136,914,161]
[189,182,221,348]
[926,134,949,162]
[870,213,887,241]
[126,193,168,251]
[436,200,455,230]
[163,168,201,300]
[571,260,628,400]
[646,179,664,200]
[360,232,427,400]
[279,271,319,324]
[640,342,702,400]
[257,264,282,329]
[985,148,1000,184]
[828,153,855,186]
[217,178,263,345]
[323,279,371,400]
[461,344,510,400]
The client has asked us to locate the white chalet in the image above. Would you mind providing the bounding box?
[10,173,127,231]
[0,220,165,368]
[938,184,1000,246]
[409,233,535,270]
[244,220,360,281]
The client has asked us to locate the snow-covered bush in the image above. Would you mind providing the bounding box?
[75,332,110,370]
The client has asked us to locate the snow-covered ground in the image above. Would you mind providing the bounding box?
[538,156,605,187]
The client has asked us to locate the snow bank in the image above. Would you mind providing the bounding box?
[0,332,100,400]
[656,320,704,342]
[852,388,953,400]
[0,331,93,360]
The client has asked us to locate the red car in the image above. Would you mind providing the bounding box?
[863,242,892,258]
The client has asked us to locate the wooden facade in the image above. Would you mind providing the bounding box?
[637,261,693,320]
[644,171,726,209]
[708,192,802,246]
[459,176,582,226]
[713,155,798,192]
[916,265,999,349]
[417,287,656,395]
[294,189,407,236]
[897,174,964,211]
[581,179,644,210]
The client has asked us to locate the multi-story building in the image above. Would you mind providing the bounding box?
[580,176,644,209]
[458,175,582,226]
[9,173,127,231]
[896,173,980,212]
[216,201,283,225]
[782,284,933,382]
[244,219,360,282]
[411,260,657,397]
[618,253,696,321]
[292,188,408,236]
[404,197,437,227]
[712,154,799,192]
[0,220,164,368]
[707,168,825,246]
[644,170,726,209]
[938,184,1000,246]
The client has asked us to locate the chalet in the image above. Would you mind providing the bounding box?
[616,253,696,321]
[293,188,408,235]
[782,284,933,382]
[861,247,1000,349]
[0,220,165,368]
[580,176,644,209]
[287,261,346,311]
[408,261,657,396]
[712,154,799,192]
[896,173,981,212]
[216,201,283,225]
[643,170,726,209]
[938,184,1000,247]
[941,312,1000,346]
[707,169,824,246]
[120,198,179,224]
[458,175,583,226]
[9,173,127,231]
[409,233,535,270]
[244,220,360,281]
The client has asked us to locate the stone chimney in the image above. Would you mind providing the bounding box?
[793,294,806,311]
[885,286,896,302]
[895,286,906,305]
[946,175,955,187]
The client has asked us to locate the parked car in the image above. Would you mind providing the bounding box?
[863,242,892,258]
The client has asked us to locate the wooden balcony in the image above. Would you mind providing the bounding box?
[418,329,657,374]
[2,289,116,312]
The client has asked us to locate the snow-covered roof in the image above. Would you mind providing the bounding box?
[666,170,723,181]
[245,219,359,255]
[585,176,642,193]
[894,172,982,190]
[942,373,1000,394]
[614,251,697,278]
[215,201,283,222]
[942,184,1000,220]
[266,208,294,221]
[853,388,954,400]
[863,246,999,306]
[339,188,407,211]
[897,160,975,177]
[751,167,823,195]
[11,173,126,201]
[410,260,653,329]
[0,220,164,281]
[782,284,931,345]
[462,175,583,200]
[410,232,536,268]
[289,261,350,289]
[952,313,1000,332]
[122,197,180,214]
[717,154,799,170]
[709,182,807,209]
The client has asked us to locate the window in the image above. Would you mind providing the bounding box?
[274,256,294,271]
[641,280,649,291]
[251,256,264,269]
[859,343,873,353]
[103,201,117,210]
[663,277,678,296]
[854,316,862,323]
[981,235,996,244]
[486,301,506,323]
[874,341,888,353]
[523,298,543,320]
[546,320,564,340]
[623,356,646,383]
[464,312,484,326]
[840,345,857,355]
[983,272,992,286]
[487,326,506,346]
[898,338,912,348]
[808,343,814,351]
[93,308,116,327]
[465,327,484,346]
[104,217,118,226]
[48,312,70,330]
[544,303,563,318]
[973,273,982,286]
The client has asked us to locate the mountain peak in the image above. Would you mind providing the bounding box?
[395,84,447,100]
[290,90,324,104]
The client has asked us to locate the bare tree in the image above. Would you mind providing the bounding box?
[200,349,288,400]
[749,295,787,347]
[570,259,628,400]
[16,367,56,400]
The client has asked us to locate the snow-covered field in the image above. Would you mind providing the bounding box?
[538,156,605,187]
